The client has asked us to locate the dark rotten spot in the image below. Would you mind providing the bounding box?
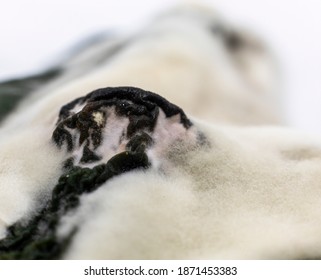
[52,86,192,165]
[0,86,193,259]
[0,148,150,259]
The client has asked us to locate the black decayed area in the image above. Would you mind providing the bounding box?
[56,86,192,128]
[0,149,150,259]
[1,86,192,259]
[53,86,193,164]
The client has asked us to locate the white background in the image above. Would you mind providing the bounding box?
[0,0,320,134]
[1,260,321,279]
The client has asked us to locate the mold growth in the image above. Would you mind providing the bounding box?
[0,86,201,259]
[0,69,60,123]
